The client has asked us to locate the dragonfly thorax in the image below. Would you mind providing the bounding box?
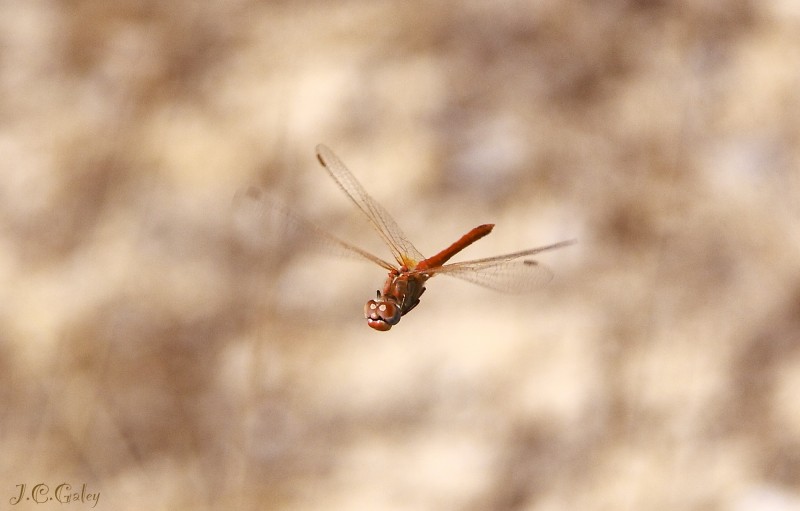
[363,271,429,331]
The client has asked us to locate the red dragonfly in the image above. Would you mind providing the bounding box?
[239,144,575,331]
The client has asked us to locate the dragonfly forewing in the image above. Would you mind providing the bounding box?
[315,144,426,268]
[233,187,396,271]
[414,239,576,293]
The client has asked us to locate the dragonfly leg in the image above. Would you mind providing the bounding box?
[402,286,425,316]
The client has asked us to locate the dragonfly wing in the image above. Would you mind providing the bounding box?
[416,239,575,293]
[233,187,396,271]
[431,259,554,293]
[316,144,425,267]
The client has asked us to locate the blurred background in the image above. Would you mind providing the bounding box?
[2,1,800,510]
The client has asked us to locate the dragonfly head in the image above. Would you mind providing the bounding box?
[364,290,401,331]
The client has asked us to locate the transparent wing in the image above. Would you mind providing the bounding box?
[316,144,425,267]
[413,239,576,293]
[233,187,396,271]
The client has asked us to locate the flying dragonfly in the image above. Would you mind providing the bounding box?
[238,144,575,331]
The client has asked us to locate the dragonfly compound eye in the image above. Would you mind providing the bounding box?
[364,299,401,330]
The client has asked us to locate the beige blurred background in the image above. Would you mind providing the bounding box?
[2,1,800,510]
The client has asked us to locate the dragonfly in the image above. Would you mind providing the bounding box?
[238,144,575,331]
